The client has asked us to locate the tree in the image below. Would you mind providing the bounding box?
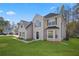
[60,4,70,40]
[0,17,10,32]
[72,3,79,37]
[67,22,77,37]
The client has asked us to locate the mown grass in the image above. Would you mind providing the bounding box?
[0,36,79,56]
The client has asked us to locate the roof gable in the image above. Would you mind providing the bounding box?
[44,13,59,18]
[18,20,30,28]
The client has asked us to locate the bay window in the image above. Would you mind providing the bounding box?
[48,31,53,38]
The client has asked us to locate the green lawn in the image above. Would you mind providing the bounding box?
[0,36,79,56]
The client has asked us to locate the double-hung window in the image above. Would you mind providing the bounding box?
[48,18,57,27]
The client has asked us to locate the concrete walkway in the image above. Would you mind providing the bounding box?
[13,35,40,43]
[13,35,19,37]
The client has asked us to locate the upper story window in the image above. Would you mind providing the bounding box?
[48,17,57,27]
[35,20,41,27]
[55,17,57,24]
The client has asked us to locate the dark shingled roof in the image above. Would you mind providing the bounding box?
[46,26,59,29]
[20,20,30,28]
[44,13,59,18]
[26,22,32,29]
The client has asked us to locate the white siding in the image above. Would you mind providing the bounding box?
[18,24,27,40]
[27,24,33,39]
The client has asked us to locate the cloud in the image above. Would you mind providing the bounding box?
[50,6,56,10]
[5,19,10,21]
[6,11,16,15]
[0,10,4,13]
[49,6,59,13]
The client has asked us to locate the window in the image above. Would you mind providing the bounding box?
[55,30,58,38]
[35,20,41,27]
[55,17,57,25]
[48,31,53,38]
[36,32,39,39]
[20,32,21,36]
[48,18,57,26]
[22,32,25,38]
[21,25,23,28]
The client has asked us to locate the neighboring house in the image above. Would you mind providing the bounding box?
[3,23,13,34]
[33,13,66,41]
[12,25,18,35]
[18,20,33,40]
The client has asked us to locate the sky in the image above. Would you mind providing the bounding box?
[0,3,75,24]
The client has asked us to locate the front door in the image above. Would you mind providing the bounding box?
[36,32,39,39]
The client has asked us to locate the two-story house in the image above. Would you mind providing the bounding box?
[18,13,66,41]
